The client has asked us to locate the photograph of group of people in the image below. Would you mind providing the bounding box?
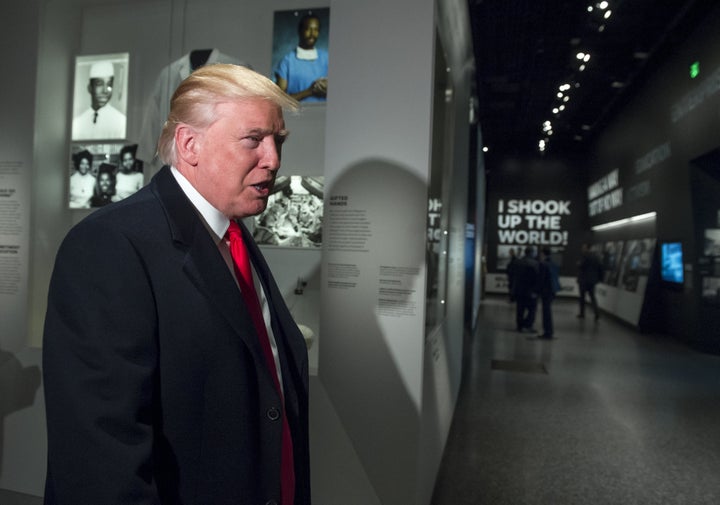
[252,175,323,248]
[68,144,144,209]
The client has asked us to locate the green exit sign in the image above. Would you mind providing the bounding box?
[690,61,700,79]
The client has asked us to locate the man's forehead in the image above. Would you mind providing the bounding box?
[218,100,285,124]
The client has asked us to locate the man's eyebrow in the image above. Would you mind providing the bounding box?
[243,127,289,137]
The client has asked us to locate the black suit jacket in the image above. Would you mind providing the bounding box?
[43,166,310,505]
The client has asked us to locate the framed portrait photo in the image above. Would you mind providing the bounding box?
[71,53,129,141]
[271,8,330,103]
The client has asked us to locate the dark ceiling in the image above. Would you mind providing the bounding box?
[468,0,714,158]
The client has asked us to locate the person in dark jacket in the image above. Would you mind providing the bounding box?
[577,242,603,320]
[506,247,518,302]
[513,246,540,332]
[537,247,561,339]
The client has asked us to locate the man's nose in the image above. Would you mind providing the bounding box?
[261,138,281,170]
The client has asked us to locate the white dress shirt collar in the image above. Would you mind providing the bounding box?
[170,166,230,239]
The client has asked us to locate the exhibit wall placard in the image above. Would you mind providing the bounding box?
[1,0,44,498]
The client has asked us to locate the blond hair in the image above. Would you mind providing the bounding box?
[157,64,299,165]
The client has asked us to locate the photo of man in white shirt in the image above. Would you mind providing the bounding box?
[72,55,128,140]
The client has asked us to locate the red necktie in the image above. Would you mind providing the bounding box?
[226,221,295,505]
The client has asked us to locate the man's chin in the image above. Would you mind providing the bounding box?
[235,203,267,220]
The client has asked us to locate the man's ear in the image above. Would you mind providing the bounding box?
[175,125,200,166]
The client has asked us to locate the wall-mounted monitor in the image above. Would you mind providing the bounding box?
[660,241,684,284]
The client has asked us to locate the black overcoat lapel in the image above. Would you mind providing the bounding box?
[150,167,274,380]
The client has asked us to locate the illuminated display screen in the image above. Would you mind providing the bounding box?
[661,242,684,284]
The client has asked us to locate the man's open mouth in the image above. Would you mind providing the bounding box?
[253,181,272,193]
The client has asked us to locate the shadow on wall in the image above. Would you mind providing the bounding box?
[320,158,428,504]
[0,347,41,479]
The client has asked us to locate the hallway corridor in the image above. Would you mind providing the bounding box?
[432,296,720,504]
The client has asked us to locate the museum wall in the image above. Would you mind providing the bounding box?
[587,4,720,348]
[316,0,473,502]
[0,0,44,496]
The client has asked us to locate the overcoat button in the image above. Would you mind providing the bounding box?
[267,407,280,421]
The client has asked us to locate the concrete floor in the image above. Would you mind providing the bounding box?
[431,296,720,504]
[0,488,42,505]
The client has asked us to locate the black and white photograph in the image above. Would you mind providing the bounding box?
[704,228,720,256]
[617,238,655,292]
[702,276,720,305]
[68,143,144,209]
[253,175,323,248]
[271,8,330,103]
[602,240,624,286]
[71,53,129,141]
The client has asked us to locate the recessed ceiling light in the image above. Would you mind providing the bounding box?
[611,81,625,88]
